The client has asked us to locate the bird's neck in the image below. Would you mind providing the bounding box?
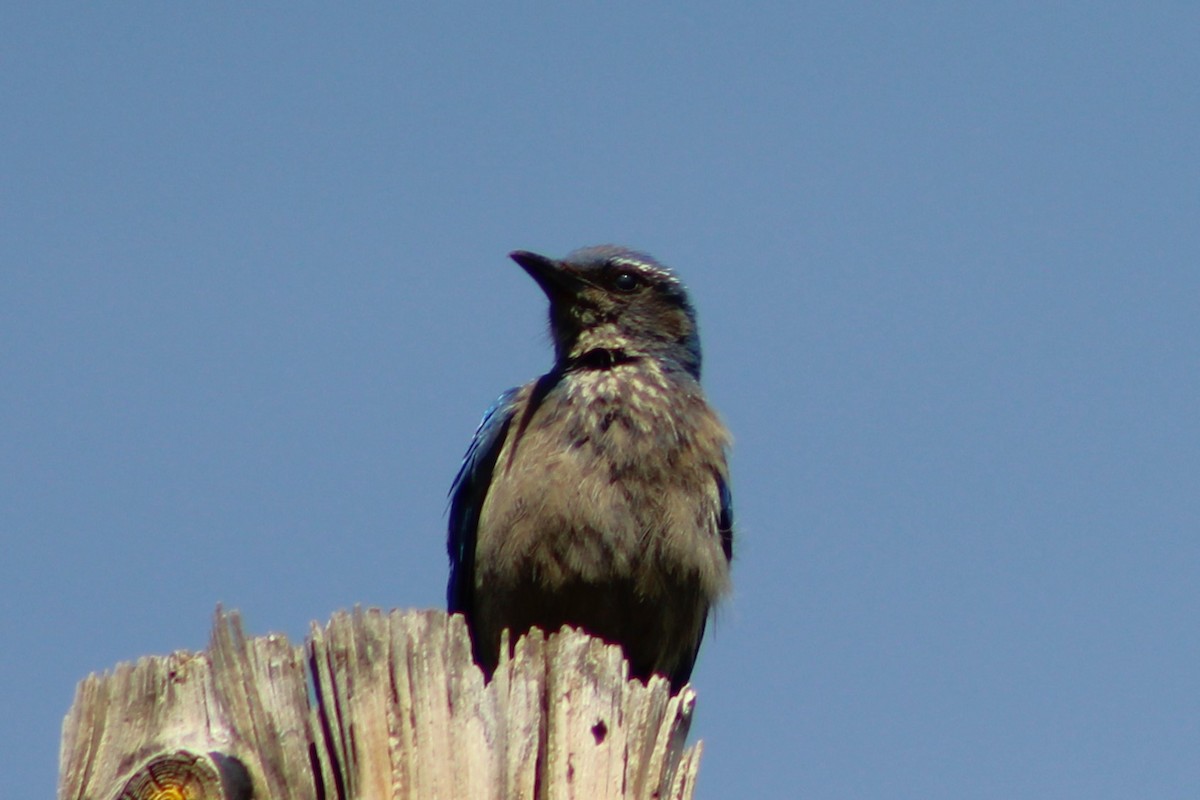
[565,346,638,372]
[558,326,696,376]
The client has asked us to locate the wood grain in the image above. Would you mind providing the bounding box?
[60,607,702,800]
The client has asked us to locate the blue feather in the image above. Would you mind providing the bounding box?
[447,388,519,612]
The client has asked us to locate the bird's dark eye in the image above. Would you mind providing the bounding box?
[613,271,640,292]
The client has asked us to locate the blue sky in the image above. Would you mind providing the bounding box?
[4,5,1198,798]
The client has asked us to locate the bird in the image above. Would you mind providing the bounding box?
[447,245,733,691]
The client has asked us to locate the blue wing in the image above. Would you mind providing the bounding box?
[447,388,520,614]
[675,469,734,688]
[717,472,734,562]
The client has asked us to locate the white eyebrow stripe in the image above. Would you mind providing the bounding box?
[608,257,683,287]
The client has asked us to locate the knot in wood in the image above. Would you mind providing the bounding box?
[116,751,234,800]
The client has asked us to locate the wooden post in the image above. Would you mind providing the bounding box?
[59,608,703,799]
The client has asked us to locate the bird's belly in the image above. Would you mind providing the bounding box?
[474,449,716,683]
[476,418,726,591]
[478,450,652,584]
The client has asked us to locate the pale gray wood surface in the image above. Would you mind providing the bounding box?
[60,608,702,800]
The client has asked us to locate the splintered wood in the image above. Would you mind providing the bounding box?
[60,608,702,800]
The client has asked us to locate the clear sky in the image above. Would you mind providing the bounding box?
[4,5,1198,798]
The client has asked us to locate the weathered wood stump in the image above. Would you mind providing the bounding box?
[59,608,703,799]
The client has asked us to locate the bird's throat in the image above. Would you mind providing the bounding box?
[570,347,637,371]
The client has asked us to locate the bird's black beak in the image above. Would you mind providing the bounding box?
[509,250,584,300]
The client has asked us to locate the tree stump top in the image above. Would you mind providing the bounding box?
[59,608,703,800]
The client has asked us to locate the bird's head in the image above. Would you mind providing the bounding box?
[509,246,702,378]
